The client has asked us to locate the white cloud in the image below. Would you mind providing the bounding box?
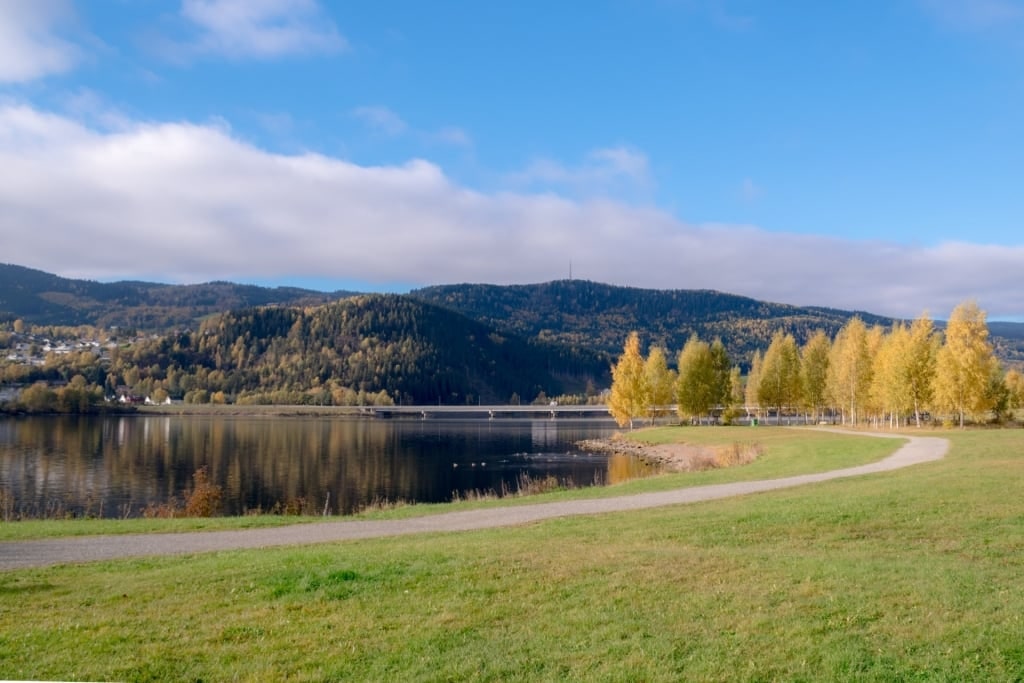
[512,146,653,197]
[351,106,408,136]
[0,0,80,83]
[172,0,347,60]
[1,103,1023,321]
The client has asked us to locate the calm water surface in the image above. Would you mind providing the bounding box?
[0,415,649,517]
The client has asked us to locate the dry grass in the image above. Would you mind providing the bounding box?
[450,472,573,504]
[141,467,224,518]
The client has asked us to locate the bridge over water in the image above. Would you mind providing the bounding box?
[360,405,801,425]
[360,404,616,419]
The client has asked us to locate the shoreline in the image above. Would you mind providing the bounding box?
[579,436,727,472]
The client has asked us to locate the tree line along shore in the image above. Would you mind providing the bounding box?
[2,298,1022,428]
[607,301,1023,430]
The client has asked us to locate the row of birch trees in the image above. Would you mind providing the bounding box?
[608,301,1024,429]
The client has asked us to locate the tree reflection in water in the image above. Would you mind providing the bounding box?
[0,416,649,517]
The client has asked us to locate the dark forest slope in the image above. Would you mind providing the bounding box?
[0,263,355,330]
[130,294,609,404]
[411,280,896,365]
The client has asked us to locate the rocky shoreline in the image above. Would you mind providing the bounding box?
[578,436,723,472]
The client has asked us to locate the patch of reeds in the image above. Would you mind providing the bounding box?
[449,472,575,504]
[351,497,411,515]
[683,441,765,472]
[0,487,116,521]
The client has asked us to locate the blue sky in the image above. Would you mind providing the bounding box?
[1,0,1023,320]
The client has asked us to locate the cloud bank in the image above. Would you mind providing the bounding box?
[1,103,1022,320]
[0,1,80,83]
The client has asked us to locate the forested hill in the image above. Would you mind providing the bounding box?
[0,263,356,330]
[410,280,895,364]
[130,294,608,405]
[4,265,1022,371]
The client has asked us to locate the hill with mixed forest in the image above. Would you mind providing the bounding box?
[15,294,608,406]
[0,263,356,330]
[411,280,901,366]
[3,267,1022,398]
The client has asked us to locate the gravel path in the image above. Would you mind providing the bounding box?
[0,430,948,571]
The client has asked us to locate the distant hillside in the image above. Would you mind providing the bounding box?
[0,263,356,330]
[105,294,609,404]
[411,280,896,366]
[3,265,1022,371]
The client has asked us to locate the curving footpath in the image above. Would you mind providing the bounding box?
[0,430,948,571]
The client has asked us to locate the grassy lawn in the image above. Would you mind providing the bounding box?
[3,428,1022,680]
[4,428,1019,679]
[0,427,898,541]
[3,428,1020,680]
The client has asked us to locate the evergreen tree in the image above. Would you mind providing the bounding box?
[745,350,763,419]
[709,338,733,415]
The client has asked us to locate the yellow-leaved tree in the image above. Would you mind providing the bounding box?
[934,301,999,427]
[757,330,802,422]
[905,312,939,427]
[870,323,912,428]
[1005,368,1024,413]
[800,330,831,422]
[827,317,872,425]
[607,332,648,429]
[676,334,714,423]
[643,346,676,424]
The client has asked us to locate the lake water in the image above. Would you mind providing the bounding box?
[0,415,648,518]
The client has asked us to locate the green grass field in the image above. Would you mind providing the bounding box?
[2,427,1022,681]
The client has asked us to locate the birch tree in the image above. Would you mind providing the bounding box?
[870,323,912,428]
[863,325,887,424]
[827,317,872,425]
[933,301,997,427]
[676,335,715,422]
[800,330,831,422]
[757,331,802,422]
[1005,369,1024,413]
[608,332,648,429]
[643,346,676,424]
[724,365,744,424]
[905,313,939,427]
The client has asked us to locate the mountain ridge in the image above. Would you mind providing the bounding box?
[0,263,358,330]
[2,264,1022,368]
